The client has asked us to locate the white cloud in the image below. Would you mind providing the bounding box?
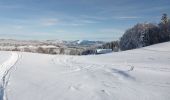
[80,15,107,20]
[113,16,142,19]
[39,17,97,27]
[41,18,59,26]
[79,19,98,24]
[61,23,84,26]
[100,28,124,34]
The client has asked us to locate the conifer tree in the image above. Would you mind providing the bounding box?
[161,13,168,33]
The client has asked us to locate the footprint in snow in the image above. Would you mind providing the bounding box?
[101,89,110,96]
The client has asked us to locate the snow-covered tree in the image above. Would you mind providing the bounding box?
[120,23,161,50]
[120,14,170,51]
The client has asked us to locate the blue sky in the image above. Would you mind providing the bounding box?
[0,0,170,41]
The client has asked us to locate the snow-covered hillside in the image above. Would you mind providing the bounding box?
[0,42,170,100]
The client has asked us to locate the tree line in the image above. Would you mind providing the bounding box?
[119,14,170,50]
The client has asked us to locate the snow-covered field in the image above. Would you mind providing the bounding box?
[0,42,170,100]
[0,52,19,100]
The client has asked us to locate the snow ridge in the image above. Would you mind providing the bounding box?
[0,52,19,100]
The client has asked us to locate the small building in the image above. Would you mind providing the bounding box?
[96,49,112,54]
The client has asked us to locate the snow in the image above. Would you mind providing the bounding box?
[0,42,170,100]
[0,52,19,100]
[0,52,11,64]
[77,40,88,44]
[96,49,112,54]
[40,45,58,48]
[76,40,104,45]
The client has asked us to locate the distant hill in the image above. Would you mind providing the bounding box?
[0,39,106,55]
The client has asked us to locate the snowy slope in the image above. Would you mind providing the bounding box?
[0,52,19,100]
[0,52,11,64]
[1,42,170,100]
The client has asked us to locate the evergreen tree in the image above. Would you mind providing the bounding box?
[161,13,168,33]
